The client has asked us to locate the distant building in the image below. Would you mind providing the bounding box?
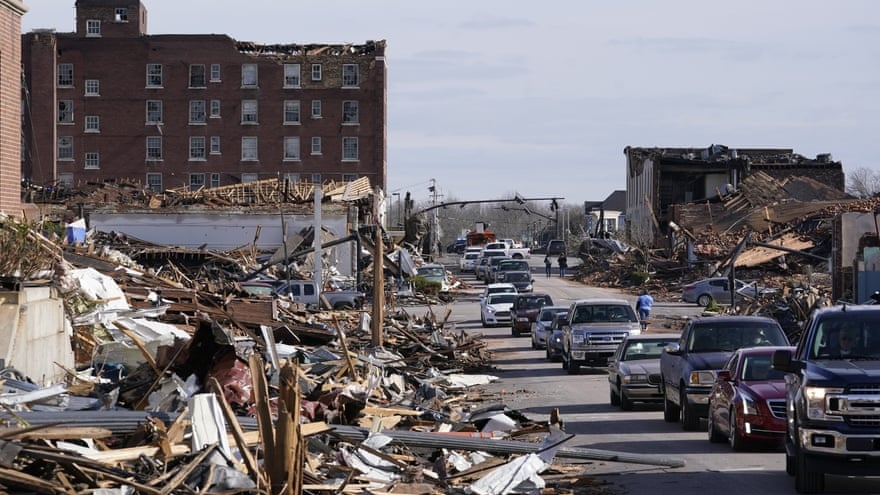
[585,190,625,236]
[624,144,844,247]
[21,0,387,194]
[1,0,26,215]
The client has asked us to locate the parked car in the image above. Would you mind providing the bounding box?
[708,345,793,450]
[681,277,778,306]
[531,305,569,349]
[494,259,531,283]
[608,333,681,410]
[273,280,366,309]
[474,257,490,281]
[503,271,534,293]
[485,256,512,284]
[480,292,516,327]
[561,298,641,373]
[459,251,480,272]
[416,263,452,293]
[545,239,566,255]
[511,293,554,336]
[480,283,517,301]
[545,312,569,361]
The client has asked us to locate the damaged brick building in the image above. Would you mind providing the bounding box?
[21,0,387,193]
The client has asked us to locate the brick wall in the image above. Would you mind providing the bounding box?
[0,1,25,215]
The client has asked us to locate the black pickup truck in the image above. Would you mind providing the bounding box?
[772,304,880,493]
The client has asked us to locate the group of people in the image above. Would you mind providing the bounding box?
[543,253,567,278]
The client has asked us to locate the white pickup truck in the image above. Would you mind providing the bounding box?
[483,241,531,259]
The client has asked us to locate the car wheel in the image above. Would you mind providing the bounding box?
[708,407,725,443]
[680,388,700,431]
[561,355,568,369]
[795,449,824,493]
[511,327,518,337]
[619,381,633,411]
[567,357,580,375]
[728,408,746,451]
[785,448,796,476]
[662,382,679,422]
[697,294,712,307]
[545,345,551,361]
[481,315,487,328]
[610,386,620,407]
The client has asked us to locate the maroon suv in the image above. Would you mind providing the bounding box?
[511,293,554,336]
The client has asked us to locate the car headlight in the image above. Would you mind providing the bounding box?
[572,332,586,344]
[688,370,716,387]
[486,306,496,314]
[551,335,562,344]
[741,393,758,415]
[805,386,845,421]
[623,373,648,384]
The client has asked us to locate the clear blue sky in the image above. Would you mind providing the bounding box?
[22,1,879,207]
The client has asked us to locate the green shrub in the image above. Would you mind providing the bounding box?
[705,299,720,312]
[412,276,441,296]
[630,271,650,286]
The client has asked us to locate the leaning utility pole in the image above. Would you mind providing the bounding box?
[371,189,384,347]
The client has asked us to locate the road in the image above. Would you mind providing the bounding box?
[416,253,879,494]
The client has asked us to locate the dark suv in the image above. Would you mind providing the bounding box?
[511,293,554,336]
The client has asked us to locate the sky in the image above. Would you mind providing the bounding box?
[20,1,880,209]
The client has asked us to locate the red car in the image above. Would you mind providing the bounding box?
[707,345,794,450]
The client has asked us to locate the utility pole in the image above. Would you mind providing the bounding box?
[429,178,439,260]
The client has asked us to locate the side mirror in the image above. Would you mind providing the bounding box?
[664,343,682,356]
[716,370,732,381]
[772,349,803,372]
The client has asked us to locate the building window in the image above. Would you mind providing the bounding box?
[86,19,101,37]
[342,64,359,87]
[85,79,100,96]
[58,173,73,187]
[283,137,300,160]
[343,174,358,182]
[283,173,300,183]
[283,100,300,124]
[146,100,163,123]
[241,64,258,87]
[146,173,162,192]
[146,136,163,160]
[210,173,220,187]
[311,137,322,155]
[146,64,163,87]
[58,100,74,124]
[189,100,206,124]
[189,173,206,191]
[343,137,358,160]
[311,173,321,183]
[311,100,322,118]
[58,136,74,160]
[241,100,258,124]
[242,173,258,183]
[84,152,100,169]
[58,64,73,87]
[283,64,301,87]
[189,64,206,88]
[210,64,221,82]
[85,115,99,133]
[115,8,128,22]
[210,136,221,154]
[342,100,359,124]
[311,64,322,81]
[241,137,258,161]
[189,136,206,160]
[210,100,221,118]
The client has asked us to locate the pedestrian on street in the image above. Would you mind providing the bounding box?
[557,252,567,278]
[544,255,552,278]
[636,289,654,330]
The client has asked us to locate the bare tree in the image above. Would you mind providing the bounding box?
[846,167,880,198]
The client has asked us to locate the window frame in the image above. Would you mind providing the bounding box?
[283,100,301,124]
[241,64,258,87]
[189,173,206,191]
[311,136,322,155]
[209,100,221,118]
[342,137,359,161]
[86,19,101,37]
[58,100,74,124]
[311,173,322,184]
[146,136,163,161]
[283,64,301,88]
[210,136,221,154]
[58,64,74,87]
[84,115,100,133]
[342,64,359,87]
[115,8,128,22]
[241,173,259,183]
[189,64,206,88]
[342,100,359,124]
[311,64,322,81]
[84,152,100,169]
[146,100,163,124]
[241,100,258,124]
[311,100,322,118]
[146,64,163,88]
[241,136,258,161]
[283,137,301,161]
[189,136,207,160]
[84,79,100,96]
[58,136,74,160]
[189,100,207,124]
[343,173,358,182]
[210,173,221,188]
[146,173,162,192]
[210,63,221,82]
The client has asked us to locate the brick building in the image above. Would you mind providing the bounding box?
[0,0,26,214]
[21,0,387,194]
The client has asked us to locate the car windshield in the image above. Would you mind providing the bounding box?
[740,354,788,381]
[539,308,566,322]
[517,296,551,309]
[622,339,672,360]
[487,286,516,296]
[687,322,788,352]
[506,272,531,282]
[570,304,637,323]
[488,294,516,305]
[808,313,880,359]
[417,266,445,278]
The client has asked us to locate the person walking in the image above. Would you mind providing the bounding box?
[635,289,654,330]
[544,255,552,278]
[557,252,567,278]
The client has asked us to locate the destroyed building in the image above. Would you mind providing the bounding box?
[624,145,844,248]
[21,0,388,193]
